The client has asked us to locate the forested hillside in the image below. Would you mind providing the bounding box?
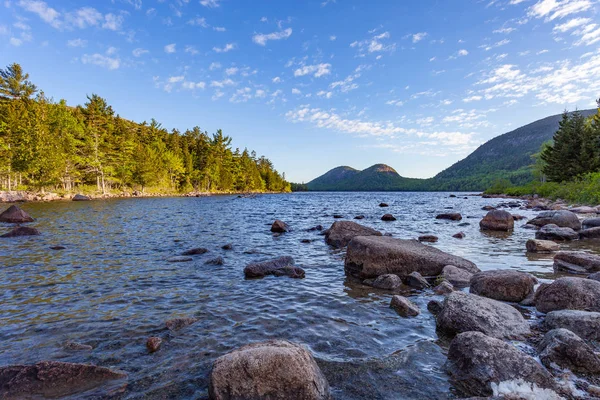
[0,63,290,195]
[306,164,426,191]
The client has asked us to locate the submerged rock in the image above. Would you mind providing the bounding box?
[379,203,389,207]
[436,291,530,339]
[72,194,91,201]
[0,205,34,223]
[370,274,402,290]
[205,257,224,265]
[0,361,126,399]
[182,247,208,256]
[553,251,600,275]
[353,215,365,220]
[544,310,600,341]
[324,221,382,249]
[222,243,233,250]
[528,210,581,231]
[244,256,305,279]
[418,235,438,243]
[537,328,600,374]
[452,232,466,239]
[579,226,600,239]
[271,220,289,233]
[50,245,66,250]
[535,277,600,313]
[146,337,162,353]
[479,210,514,232]
[445,331,555,398]
[165,317,198,331]
[345,236,478,280]
[535,224,579,241]
[1,226,41,238]
[208,340,330,400]
[167,256,193,263]
[381,214,396,221]
[436,213,462,221]
[469,270,537,303]
[526,239,560,253]
[390,295,420,317]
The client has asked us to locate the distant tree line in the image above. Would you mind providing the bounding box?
[0,63,290,194]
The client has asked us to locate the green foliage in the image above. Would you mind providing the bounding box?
[0,63,290,194]
[290,182,309,192]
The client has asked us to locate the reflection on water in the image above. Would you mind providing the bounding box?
[1,193,599,399]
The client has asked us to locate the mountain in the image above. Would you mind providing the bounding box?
[430,109,597,191]
[306,164,424,191]
[303,109,597,192]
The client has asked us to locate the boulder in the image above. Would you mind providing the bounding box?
[406,271,430,289]
[434,281,454,295]
[526,239,560,253]
[0,205,34,223]
[146,337,162,353]
[535,224,579,241]
[535,277,600,313]
[436,213,462,221]
[182,247,208,256]
[332,214,344,219]
[244,256,305,279]
[553,251,600,275]
[578,227,600,239]
[166,317,198,331]
[479,210,514,232]
[324,221,382,249]
[72,194,91,201]
[381,214,396,221]
[379,203,389,207]
[390,295,420,317]
[445,331,555,398]
[537,328,600,374]
[345,236,478,280]
[370,274,402,290]
[271,220,289,233]
[545,310,600,341]
[427,300,443,315]
[441,265,473,287]
[582,217,600,229]
[208,340,330,400]
[418,235,438,243]
[353,215,365,220]
[569,206,597,214]
[222,243,233,250]
[469,270,537,303]
[528,210,581,231]
[1,226,41,238]
[0,361,126,399]
[452,232,465,239]
[436,291,530,339]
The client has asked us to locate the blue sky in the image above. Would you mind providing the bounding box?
[2,0,600,183]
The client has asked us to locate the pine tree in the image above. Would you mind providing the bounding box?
[0,63,37,100]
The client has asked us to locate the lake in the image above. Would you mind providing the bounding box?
[0,192,593,399]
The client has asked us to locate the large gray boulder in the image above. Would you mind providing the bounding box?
[535,277,600,313]
[370,274,402,290]
[344,236,478,280]
[553,251,600,275]
[324,221,382,248]
[528,210,581,230]
[545,310,600,341]
[535,224,579,241]
[390,295,420,317]
[208,340,330,400]
[0,205,34,223]
[0,361,126,399]
[469,270,537,303]
[582,217,600,229]
[578,227,600,239]
[479,210,514,231]
[441,265,473,287]
[526,239,560,253]
[445,331,556,398]
[436,291,531,339]
[72,194,91,201]
[537,328,600,374]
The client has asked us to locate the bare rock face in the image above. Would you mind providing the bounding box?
[0,361,126,399]
[390,295,420,317]
[479,210,514,232]
[370,274,402,290]
[544,310,600,341]
[537,329,600,374]
[553,251,600,275]
[445,331,555,398]
[0,205,34,223]
[436,213,462,221]
[436,292,530,339]
[166,317,198,331]
[324,221,382,249]
[442,265,473,287]
[271,220,289,233]
[208,340,330,400]
[534,277,600,313]
[469,270,537,303]
[528,210,581,231]
[344,236,478,280]
[244,256,305,279]
[535,224,579,241]
[526,239,560,253]
[1,226,41,238]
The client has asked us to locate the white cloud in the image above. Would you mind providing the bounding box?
[81,53,120,70]
[184,45,199,55]
[213,43,235,53]
[272,76,282,83]
[102,13,123,31]
[168,76,185,83]
[329,35,337,41]
[200,0,220,7]
[411,32,428,43]
[132,48,149,57]
[528,0,594,21]
[553,17,591,32]
[182,81,206,90]
[252,28,292,46]
[164,43,176,53]
[67,38,87,47]
[458,49,469,56]
[210,78,235,88]
[213,26,226,32]
[493,27,516,34]
[188,17,209,28]
[226,67,239,76]
[317,90,333,98]
[17,0,61,28]
[463,95,483,102]
[330,73,360,92]
[292,88,302,95]
[351,31,396,56]
[294,63,332,78]
[10,37,23,46]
